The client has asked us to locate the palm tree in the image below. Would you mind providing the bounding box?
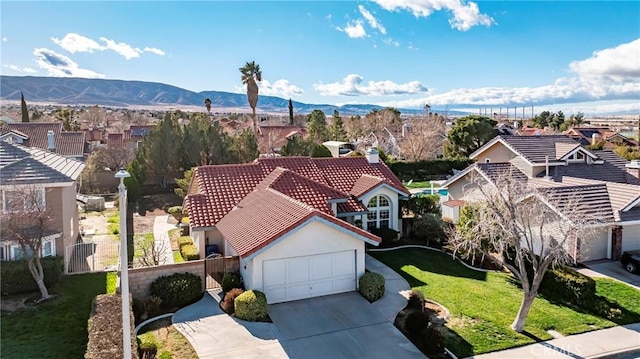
[239,61,262,134]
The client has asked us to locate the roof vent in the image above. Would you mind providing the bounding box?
[365,148,379,164]
[47,130,56,152]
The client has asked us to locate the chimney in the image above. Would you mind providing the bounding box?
[365,148,379,164]
[591,133,601,146]
[626,160,640,185]
[47,130,56,152]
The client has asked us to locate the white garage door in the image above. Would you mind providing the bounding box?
[263,250,356,304]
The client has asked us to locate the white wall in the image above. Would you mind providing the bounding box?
[191,231,205,258]
[245,219,366,293]
[359,186,401,231]
[622,223,640,252]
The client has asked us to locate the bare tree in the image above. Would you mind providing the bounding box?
[135,235,169,267]
[80,105,105,128]
[87,147,134,171]
[448,171,601,332]
[2,185,55,300]
[399,116,445,161]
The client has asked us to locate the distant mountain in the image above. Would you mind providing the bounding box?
[0,76,467,116]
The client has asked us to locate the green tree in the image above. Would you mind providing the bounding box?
[280,136,313,156]
[307,109,329,143]
[181,114,231,169]
[231,128,260,163]
[54,108,80,131]
[288,98,294,125]
[444,115,497,158]
[240,61,262,134]
[174,167,194,198]
[530,111,556,129]
[20,92,29,123]
[142,112,181,188]
[328,110,348,141]
[310,144,332,157]
[613,145,640,161]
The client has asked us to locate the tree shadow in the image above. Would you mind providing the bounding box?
[442,326,475,358]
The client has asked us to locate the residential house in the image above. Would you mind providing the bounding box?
[322,141,356,157]
[441,135,640,262]
[565,127,638,149]
[184,149,410,303]
[0,141,85,261]
[0,122,88,160]
[256,125,307,154]
[107,124,156,151]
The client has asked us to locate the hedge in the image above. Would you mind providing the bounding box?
[85,294,137,359]
[180,244,199,261]
[1,256,64,296]
[177,236,193,248]
[235,290,268,322]
[388,159,473,181]
[148,272,202,310]
[540,265,596,305]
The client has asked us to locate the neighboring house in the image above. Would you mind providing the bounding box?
[107,124,156,151]
[184,149,410,303]
[322,141,356,157]
[84,128,106,149]
[0,122,88,160]
[564,127,638,148]
[0,141,85,261]
[441,135,640,262]
[256,125,307,154]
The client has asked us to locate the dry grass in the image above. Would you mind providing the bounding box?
[138,317,198,359]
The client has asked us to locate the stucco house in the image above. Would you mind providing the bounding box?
[0,141,85,261]
[184,149,410,303]
[1,122,88,160]
[441,135,640,262]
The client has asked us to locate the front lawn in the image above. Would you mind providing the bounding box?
[1,272,117,359]
[371,248,640,357]
[404,180,432,189]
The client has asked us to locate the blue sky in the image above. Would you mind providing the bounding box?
[1,1,639,114]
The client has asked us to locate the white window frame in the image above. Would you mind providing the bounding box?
[2,188,46,213]
[8,238,55,260]
[366,195,391,230]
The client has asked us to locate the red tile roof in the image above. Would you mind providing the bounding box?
[350,174,386,197]
[256,125,307,153]
[1,122,86,157]
[107,133,124,149]
[215,188,380,257]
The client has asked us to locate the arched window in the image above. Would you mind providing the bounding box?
[366,195,390,230]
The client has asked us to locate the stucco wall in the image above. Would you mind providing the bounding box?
[243,219,366,293]
[474,142,516,163]
[46,187,65,256]
[61,184,80,252]
[191,230,205,257]
[359,186,401,231]
[622,223,640,252]
[509,157,534,178]
[128,260,204,300]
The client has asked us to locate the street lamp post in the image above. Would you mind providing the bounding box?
[115,168,132,359]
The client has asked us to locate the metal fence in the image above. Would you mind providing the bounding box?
[65,235,120,274]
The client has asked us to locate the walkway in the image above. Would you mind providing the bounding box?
[365,254,412,323]
[152,215,175,265]
[469,323,640,359]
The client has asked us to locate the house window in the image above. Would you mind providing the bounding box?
[367,195,391,230]
[2,188,45,213]
[42,240,54,257]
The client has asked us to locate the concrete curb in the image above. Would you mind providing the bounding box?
[134,312,174,334]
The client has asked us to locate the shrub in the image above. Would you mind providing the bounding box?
[137,332,158,359]
[540,266,595,305]
[86,294,136,359]
[419,326,446,357]
[370,228,399,246]
[146,296,163,317]
[235,290,268,322]
[407,289,425,311]
[132,297,146,324]
[107,213,120,235]
[167,206,183,221]
[412,214,447,246]
[158,351,172,359]
[1,256,64,296]
[222,272,243,292]
[149,273,202,310]
[221,288,244,315]
[180,244,199,261]
[405,311,430,339]
[358,271,385,302]
[177,236,193,249]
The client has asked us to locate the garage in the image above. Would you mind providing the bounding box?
[263,250,356,304]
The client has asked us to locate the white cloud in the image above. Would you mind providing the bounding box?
[314,74,429,96]
[325,14,333,20]
[32,48,105,78]
[98,37,142,59]
[337,20,367,38]
[372,0,495,31]
[373,39,640,109]
[143,47,165,56]
[358,5,387,34]
[4,64,38,74]
[51,33,105,53]
[382,37,400,47]
[2,37,7,42]
[234,79,304,98]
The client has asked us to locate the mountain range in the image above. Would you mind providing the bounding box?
[1,75,462,116]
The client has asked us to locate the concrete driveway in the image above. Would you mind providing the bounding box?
[268,292,423,359]
[578,259,640,289]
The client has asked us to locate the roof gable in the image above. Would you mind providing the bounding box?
[472,135,590,164]
[0,122,86,157]
[0,142,85,185]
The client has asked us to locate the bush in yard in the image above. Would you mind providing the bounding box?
[235,290,268,322]
[221,288,244,315]
[180,244,199,261]
[370,228,399,246]
[419,326,446,357]
[86,294,136,359]
[222,272,243,292]
[158,351,172,359]
[358,271,385,302]
[145,296,163,317]
[407,289,425,311]
[540,265,596,305]
[137,332,158,359]
[132,298,146,324]
[167,206,183,222]
[405,311,430,339]
[177,236,193,249]
[1,256,63,296]
[412,214,447,247]
[149,273,202,310]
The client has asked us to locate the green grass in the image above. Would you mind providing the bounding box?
[173,250,185,263]
[107,211,120,235]
[1,272,117,359]
[371,248,640,357]
[404,180,432,189]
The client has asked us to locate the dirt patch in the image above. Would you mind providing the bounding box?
[138,317,198,359]
[137,193,182,216]
[80,208,118,235]
[1,293,33,313]
[133,214,156,234]
[447,315,479,328]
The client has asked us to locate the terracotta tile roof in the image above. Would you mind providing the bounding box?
[257,157,328,185]
[107,133,124,149]
[216,188,380,257]
[256,125,307,153]
[443,200,465,207]
[0,122,86,157]
[84,128,104,142]
[351,174,386,197]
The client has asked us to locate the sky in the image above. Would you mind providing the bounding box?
[1,1,639,115]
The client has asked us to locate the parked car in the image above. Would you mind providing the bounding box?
[621,250,640,274]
